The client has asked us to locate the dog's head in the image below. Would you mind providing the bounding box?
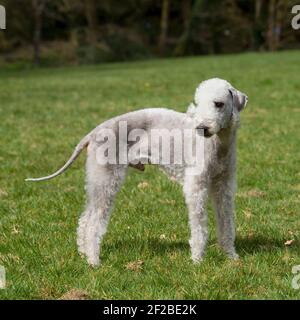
[187,78,248,137]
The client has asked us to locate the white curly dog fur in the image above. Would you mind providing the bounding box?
[26,78,248,267]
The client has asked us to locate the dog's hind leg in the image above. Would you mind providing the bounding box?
[77,152,127,266]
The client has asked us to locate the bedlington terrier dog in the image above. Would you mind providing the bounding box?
[26,78,248,267]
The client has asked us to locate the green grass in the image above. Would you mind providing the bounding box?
[0,51,300,300]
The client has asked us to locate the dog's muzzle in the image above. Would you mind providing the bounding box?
[196,126,214,138]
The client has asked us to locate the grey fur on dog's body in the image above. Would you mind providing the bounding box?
[26,78,248,266]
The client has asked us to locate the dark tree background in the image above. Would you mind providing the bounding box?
[0,0,299,66]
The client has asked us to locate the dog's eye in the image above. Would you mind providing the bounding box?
[214,102,225,108]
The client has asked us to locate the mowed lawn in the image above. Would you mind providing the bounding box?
[0,51,299,300]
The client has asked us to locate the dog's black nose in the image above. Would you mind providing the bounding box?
[197,126,207,134]
[201,126,209,137]
[200,126,213,137]
[196,125,212,137]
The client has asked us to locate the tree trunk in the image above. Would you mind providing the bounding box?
[85,0,98,45]
[255,0,262,22]
[32,0,46,65]
[274,0,285,50]
[182,0,191,31]
[267,0,276,51]
[252,0,263,50]
[173,0,196,56]
[158,0,170,55]
[267,0,285,51]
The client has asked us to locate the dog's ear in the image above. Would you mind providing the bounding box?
[229,88,248,112]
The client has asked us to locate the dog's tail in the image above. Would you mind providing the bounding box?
[25,134,91,182]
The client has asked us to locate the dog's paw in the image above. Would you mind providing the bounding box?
[191,254,204,264]
[87,256,101,268]
[227,252,239,261]
[219,243,239,260]
[192,258,203,264]
[77,245,86,257]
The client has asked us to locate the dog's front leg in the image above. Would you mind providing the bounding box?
[184,175,208,263]
[211,178,239,260]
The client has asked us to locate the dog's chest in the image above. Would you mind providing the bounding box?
[205,138,234,179]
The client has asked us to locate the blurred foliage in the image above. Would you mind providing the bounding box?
[0,0,299,66]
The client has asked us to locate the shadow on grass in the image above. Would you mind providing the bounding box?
[104,237,189,257]
[236,234,296,256]
[104,234,297,260]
